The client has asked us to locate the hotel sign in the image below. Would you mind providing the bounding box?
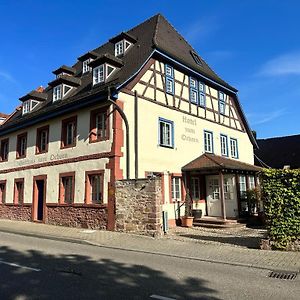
[181,116,199,143]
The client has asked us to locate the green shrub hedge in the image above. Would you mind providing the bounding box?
[261,169,300,250]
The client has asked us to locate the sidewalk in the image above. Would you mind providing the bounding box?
[0,219,299,273]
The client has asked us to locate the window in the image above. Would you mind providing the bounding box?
[0,180,6,203]
[165,64,174,95]
[191,177,200,199]
[171,177,181,200]
[115,41,124,56]
[23,100,31,114]
[36,126,49,154]
[220,134,228,157]
[0,138,9,161]
[85,171,104,204]
[159,118,174,148]
[219,91,226,115]
[83,59,91,73]
[230,138,238,158]
[61,116,77,148]
[115,39,132,56]
[204,130,213,153]
[93,65,105,85]
[59,173,75,204]
[16,133,27,159]
[189,77,198,104]
[224,177,234,200]
[239,175,247,199]
[53,85,62,101]
[191,51,203,66]
[198,82,206,107]
[14,179,24,205]
[248,175,255,190]
[90,108,109,142]
[22,100,39,115]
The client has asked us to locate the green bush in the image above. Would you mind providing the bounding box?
[261,169,300,250]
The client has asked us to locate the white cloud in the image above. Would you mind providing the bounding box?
[0,70,17,84]
[246,109,286,125]
[183,16,219,44]
[259,52,300,76]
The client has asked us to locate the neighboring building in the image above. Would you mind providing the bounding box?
[0,14,260,229]
[255,134,300,169]
[0,113,9,125]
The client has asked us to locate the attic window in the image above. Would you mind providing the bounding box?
[93,64,116,85]
[22,100,40,115]
[191,51,203,66]
[83,59,92,74]
[115,39,132,56]
[53,84,73,102]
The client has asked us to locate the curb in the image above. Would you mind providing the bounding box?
[1,228,298,273]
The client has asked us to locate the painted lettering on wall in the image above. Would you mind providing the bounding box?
[16,153,68,166]
[181,116,199,143]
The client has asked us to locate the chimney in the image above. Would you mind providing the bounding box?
[36,86,44,93]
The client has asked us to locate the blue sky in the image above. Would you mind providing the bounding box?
[0,0,299,138]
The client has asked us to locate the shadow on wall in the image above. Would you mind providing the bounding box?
[0,245,220,300]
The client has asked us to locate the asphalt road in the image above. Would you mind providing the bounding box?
[0,231,299,300]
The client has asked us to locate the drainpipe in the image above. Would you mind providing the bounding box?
[107,87,130,179]
[134,90,138,179]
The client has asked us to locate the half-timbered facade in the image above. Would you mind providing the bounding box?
[0,14,260,229]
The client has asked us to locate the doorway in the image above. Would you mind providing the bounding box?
[206,175,222,217]
[33,176,47,222]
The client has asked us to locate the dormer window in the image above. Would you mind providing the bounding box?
[93,65,105,85]
[93,64,116,85]
[53,85,62,101]
[22,99,40,115]
[53,84,73,102]
[83,59,92,74]
[114,39,132,57]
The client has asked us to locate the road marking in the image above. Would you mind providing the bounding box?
[0,260,41,272]
[150,295,176,300]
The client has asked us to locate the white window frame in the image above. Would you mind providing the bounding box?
[83,59,91,73]
[159,118,174,148]
[171,177,181,201]
[53,85,62,102]
[204,130,213,153]
[248,175,255,190]
[115,40,124,56]
[22,100,31,114]
[93,65,105,85]
[220,134,228,156]
[230,138,238,158]
[199,82,206,107]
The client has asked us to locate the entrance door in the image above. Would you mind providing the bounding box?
[223,175,238,218]
[206,175,222,217]
[33,176,46,222]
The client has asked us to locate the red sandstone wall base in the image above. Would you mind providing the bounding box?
[0,204,108,230]
[0,204,32,221]
[46,206,108,229]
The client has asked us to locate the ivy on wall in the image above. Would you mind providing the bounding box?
[261,169,300,250]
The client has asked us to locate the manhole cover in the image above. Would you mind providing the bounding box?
[268,271,297,280]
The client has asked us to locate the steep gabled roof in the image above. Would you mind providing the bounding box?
[255,135,300,169]
[153,14,237,92]
[0,13,248,139]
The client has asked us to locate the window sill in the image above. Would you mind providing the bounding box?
[16,155,26,160]
[60,144,76,150]
[159,144,174,149]
[89,138,109,144]
[35,150,48,155]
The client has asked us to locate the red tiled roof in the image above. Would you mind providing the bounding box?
[182,153,262,172]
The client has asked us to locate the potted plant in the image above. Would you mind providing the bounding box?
[192,199,202,220]
[181,190,194,227]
